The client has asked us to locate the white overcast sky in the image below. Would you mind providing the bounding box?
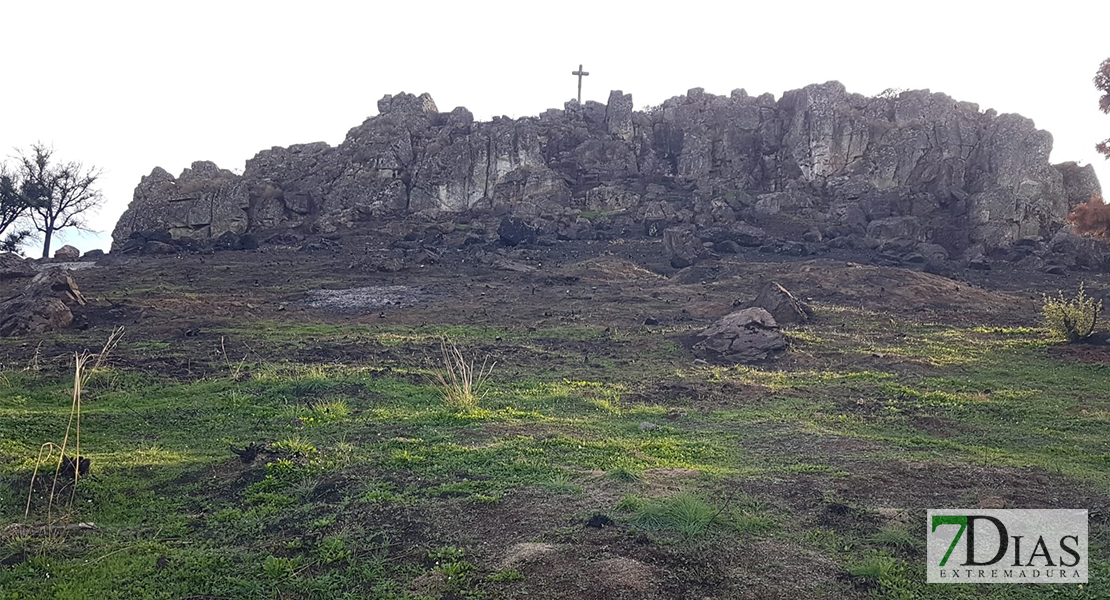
[2,0,1109,252]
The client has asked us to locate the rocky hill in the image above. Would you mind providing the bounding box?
[112,81,1101,257]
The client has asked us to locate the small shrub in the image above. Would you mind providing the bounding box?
[314,536,350,563]
[1042,284,1102,342]
[433,339,495,411]
[488,569,524,583]
[262,556,297,580]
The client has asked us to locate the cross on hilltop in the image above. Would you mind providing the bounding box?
[571,64,589,103]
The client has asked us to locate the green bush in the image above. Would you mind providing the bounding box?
[1042,284,1103,342]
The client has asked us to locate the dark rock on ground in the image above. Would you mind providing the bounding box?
[498,216,537,247]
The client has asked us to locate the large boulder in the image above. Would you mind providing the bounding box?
[0,253,36,280]
[752,282,811,325]
[663,224,707,268]
[53,245,80,260]
[693,308,786,363]
[0,269,86,337]
[25,269,87,306]
[0,296,73,337]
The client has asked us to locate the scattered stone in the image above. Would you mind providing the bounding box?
[638,421,660,431]
[752,281,812,325]
[693,307,786,363]
[1043,264,1068,276]
[54,245,80,260]
[83,249,105,259]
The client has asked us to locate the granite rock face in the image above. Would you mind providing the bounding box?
[112,83,1101,254]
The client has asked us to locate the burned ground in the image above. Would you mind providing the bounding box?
[1,233,1107,599]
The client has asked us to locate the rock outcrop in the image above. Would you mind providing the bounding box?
[113,83,1101,256]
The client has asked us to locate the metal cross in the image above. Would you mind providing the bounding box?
[571,64,589,103]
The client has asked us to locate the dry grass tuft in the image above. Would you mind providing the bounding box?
[24,327,124,521]
[433,339,494,411]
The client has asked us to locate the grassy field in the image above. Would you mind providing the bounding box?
[1,299,1107,599]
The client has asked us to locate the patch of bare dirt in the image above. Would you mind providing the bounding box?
[1048,338,1110,364]
[776,260,1029,320]
[304,285,432,312]
[560,255,664,282]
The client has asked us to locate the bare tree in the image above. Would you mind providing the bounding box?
[1,170,26,243]
[15,144,103,258]
[1097,58,1110,159]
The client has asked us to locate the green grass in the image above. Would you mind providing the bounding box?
[617,492,772,537]
[1,310,1109,598]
